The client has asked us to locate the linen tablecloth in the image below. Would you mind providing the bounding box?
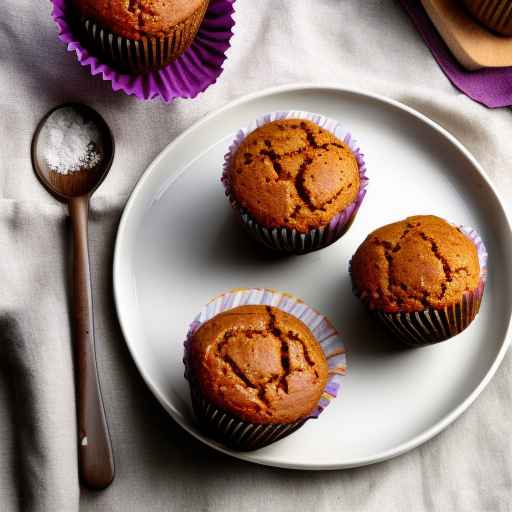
[1,1,511,511]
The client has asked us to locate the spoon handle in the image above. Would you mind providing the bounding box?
[69,196,115,490]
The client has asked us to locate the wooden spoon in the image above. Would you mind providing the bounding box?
[31,103,115,490]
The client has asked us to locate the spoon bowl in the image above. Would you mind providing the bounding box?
[31,103,114,200]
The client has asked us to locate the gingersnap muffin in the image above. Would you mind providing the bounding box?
[350,215,487,346]
[222,113,368,253]
[72,0,210,73]
[186,305,328,449]
[184,289,347,451]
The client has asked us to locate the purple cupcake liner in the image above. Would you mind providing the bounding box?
[221,111,369,254]
[351,224,488,347]
[50,0,235,102]
[183,288,347,450]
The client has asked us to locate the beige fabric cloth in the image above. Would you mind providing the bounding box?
[0,1,511,510]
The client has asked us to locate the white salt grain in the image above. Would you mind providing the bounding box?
[42,107,102,174]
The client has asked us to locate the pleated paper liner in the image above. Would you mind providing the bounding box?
[183,288,347,451]
[50,0,235,101]
[375,280,485,347]
[222,111,369,254]
[77,0,209,74]
[462,0,512,35]
[352,225,488,347]
[239,208,358,254]
[189,386,307,451]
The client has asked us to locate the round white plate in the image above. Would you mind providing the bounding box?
[113,84,512,469]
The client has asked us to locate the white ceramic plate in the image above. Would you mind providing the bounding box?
[113,84,512,469]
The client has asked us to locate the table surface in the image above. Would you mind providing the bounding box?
[0,1,511,511]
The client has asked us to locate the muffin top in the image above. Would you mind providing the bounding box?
[73,0,206,39]
[350,215,481,313]
[228,119,360,233]
[187,305,329,424]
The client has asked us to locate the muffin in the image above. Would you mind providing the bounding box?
[72,0,210,73]
[222,112,368,254]
[463,0,512,35]
[350,215,487,346]
[183,289,347,450]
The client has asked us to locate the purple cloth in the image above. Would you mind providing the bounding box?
[51,0,235,102]
[399,0,512,108]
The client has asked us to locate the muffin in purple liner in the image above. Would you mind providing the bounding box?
[350,215,488,347]
[183,288,347,451]
[222,111,368,254]
[50,0,235,101]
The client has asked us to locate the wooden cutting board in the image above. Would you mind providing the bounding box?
[421,0,512,69]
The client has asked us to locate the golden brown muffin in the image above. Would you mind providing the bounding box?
[188,305,329,424]
[73,0,208,40]
[350,215,481,313]
[229,119,360,233]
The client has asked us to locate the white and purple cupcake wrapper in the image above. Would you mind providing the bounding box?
[221,111,369,254]
[352,224,488,347]
[50,0,235,102]
[183,288,347,450]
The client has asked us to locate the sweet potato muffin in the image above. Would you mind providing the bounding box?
[73,0,208,39]
[72,0,210,72]
[350,215,481,314]
[228,119,360,234]
[187,305,328,424]
[350,215,486,347]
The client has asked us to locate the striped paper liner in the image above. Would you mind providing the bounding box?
[183,288,346,450]
[189,387,307,451]
[221,111,369,254]
[77,1,210,73]
[463,0,512,35]
[351,224,488,347]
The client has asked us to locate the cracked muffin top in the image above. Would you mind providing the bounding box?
[187,305,329,424]
[228,119,360,233]
[350,215,481,313]
[73,0,207,39]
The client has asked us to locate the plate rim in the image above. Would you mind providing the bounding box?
[113,83,512,470]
